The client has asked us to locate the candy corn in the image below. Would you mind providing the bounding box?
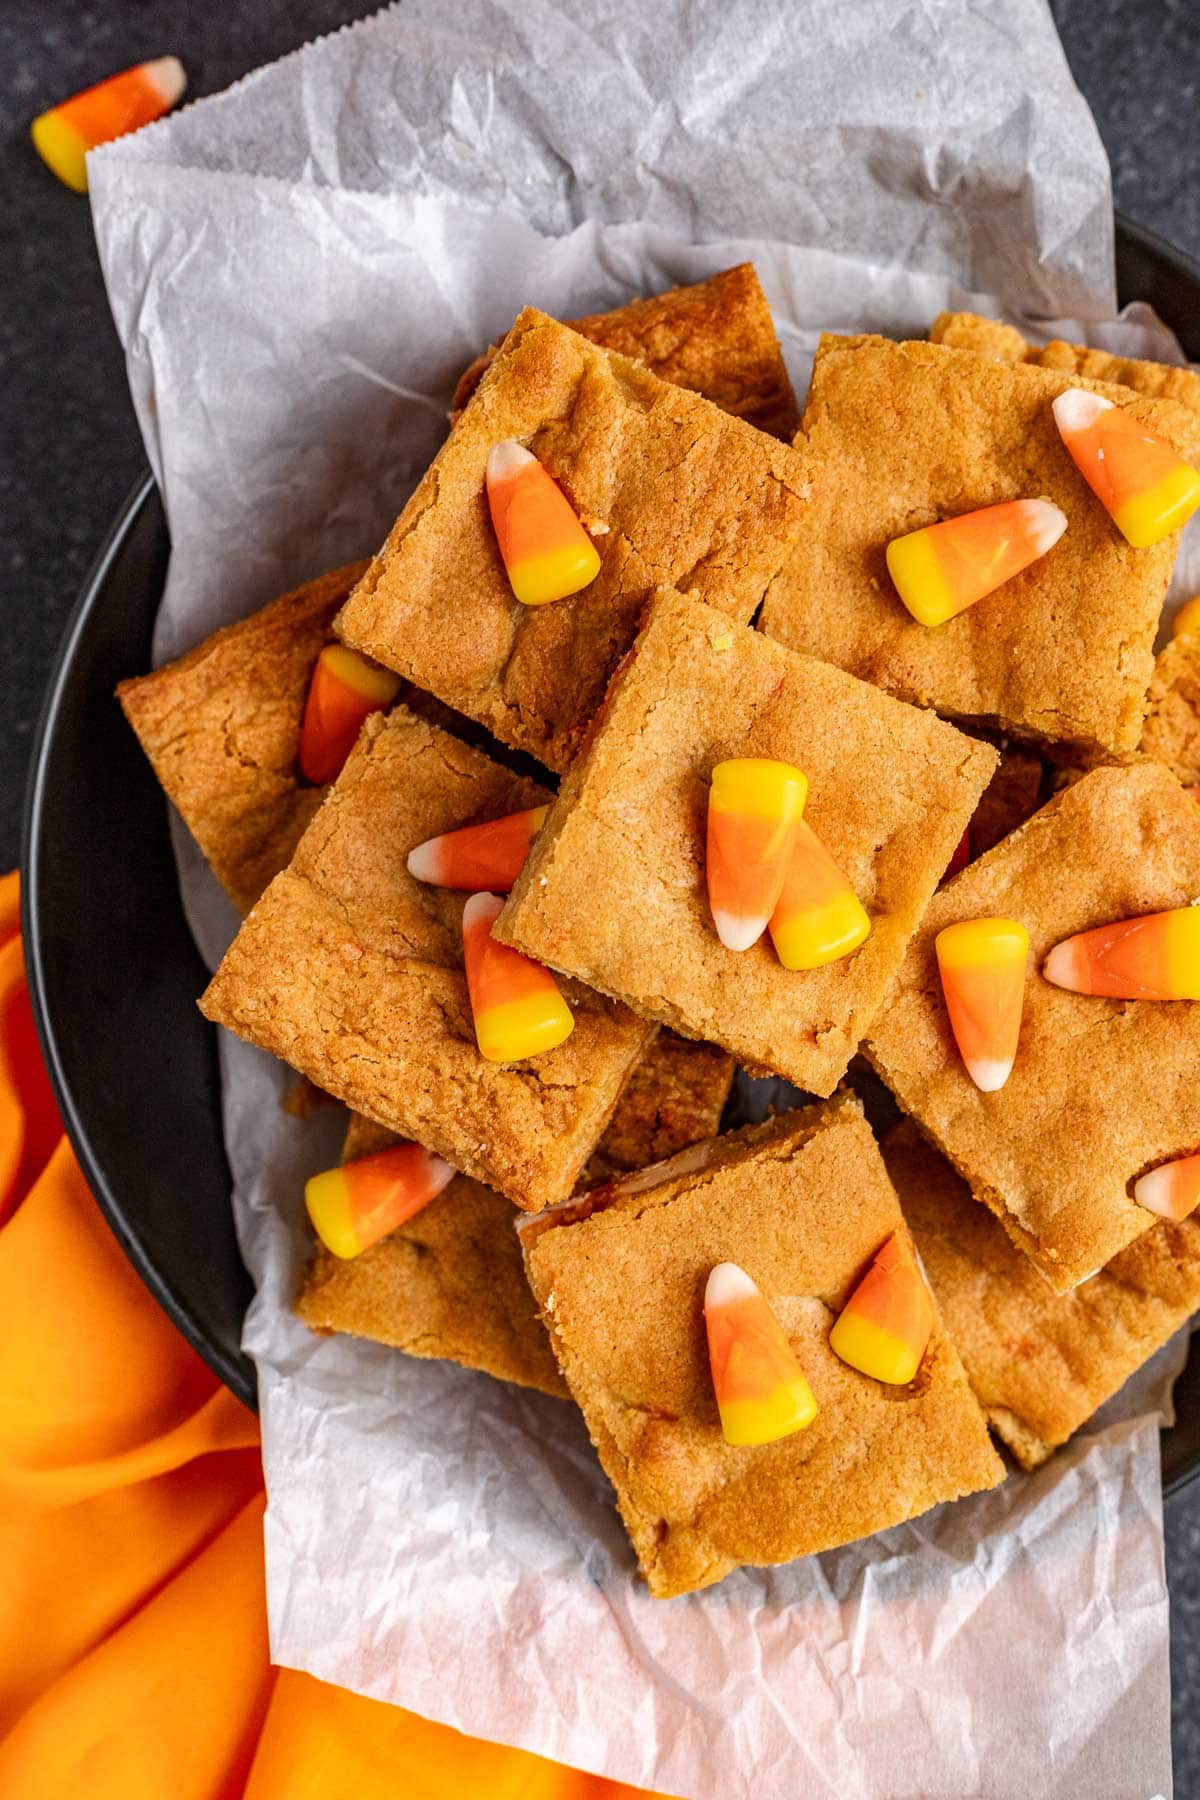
[1043,907,1200,1001]
[298,645,401,786]
[767,820,871,969]
[944,827,972,881]
[461,892,574,1062]
[407,805,549,891]
[1133,1154,1200,1223]
[704,1263,818,1446]
[1052,389,1200,548]
[706,758,807,952]
[305,1142,455,1259]
[485,441,601,606]
[935,917,1029,1092]
[829,1231,934,1385]
[32,57,186,193]
[886,499,1067,627]
[1173,595,1200,639]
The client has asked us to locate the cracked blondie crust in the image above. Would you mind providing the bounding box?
[200,706,654,1209]
[521,1098,1003,1598]
[760,335,1200,755]
[334,308,814,772]
[1141,633,1200,787]
[497,588,996,1095]
[452,263,799,440]
[296,1037,734,1391]
[887,1120,1200,1469]
[868,761,1200,1291]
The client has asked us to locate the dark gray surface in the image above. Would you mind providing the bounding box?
[2,0,1198,1789]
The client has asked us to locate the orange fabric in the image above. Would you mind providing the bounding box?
[0,870,668,1799]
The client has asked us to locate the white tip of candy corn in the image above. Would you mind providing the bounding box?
[706,1262,758,1309]
[486,440,535,485]
[1052,389,1113,435]
[146,56,188,107]
[1042,938,1086,992]
[712,909,768,953]
[462,891,504,928]
[963,1054,1013,1094]
[405,837,443,885]
[1017,498,1068,556]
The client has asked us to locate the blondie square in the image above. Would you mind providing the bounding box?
[885,1120,1200,1469]
[1141,634,1200,786]
[931,310,1200,411]
[867,761,1200,1291]
[296,1036,733,1391]
[520,1099,1003,1598]
[334,308,813,772]
[200,706,654,1209]
[452,264,799,440]
[760,335,1200,754]
[497,588,996,1095]
[117,561,367,913]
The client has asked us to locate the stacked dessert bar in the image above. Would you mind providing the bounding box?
[120,264,1200,1597]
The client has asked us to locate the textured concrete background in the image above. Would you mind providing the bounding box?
[2,1,1199,1789]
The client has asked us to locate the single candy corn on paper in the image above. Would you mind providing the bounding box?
[935,917,1029,1092]
[704,1263,817,1446]
[1052,388,1200,548]
[462,891,574,1062]
[31,57,186,193]
[706,757,807,952]
[1043,906,1200,1000]
[485,441,601,606]
[305,1142,456,1259]
[298,644,401,786]
[1134,1153,1200,1222]
[407,805,549,891]
[885,498,1067,627]
[829,1231,934,1385]
[1173,595,1200,639]
[768,819,871,969]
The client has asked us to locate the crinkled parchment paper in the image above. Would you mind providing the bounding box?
[88,4,1190,1794]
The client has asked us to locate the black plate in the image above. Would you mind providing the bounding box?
[21,218,1200,1484]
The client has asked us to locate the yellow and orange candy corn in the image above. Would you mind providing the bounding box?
[1134,1154,1200,1223]
[829,1231,934,1385]
[706,758,807,953]
[305,1142,455,1260]
[704,1263,818,1446]
[1043,907,1200,1001]
[886,498,1067,627]
[485,441,601,606]
[768,819,871,970]
[935,917,1029,1092]
[298,645,401,786]
[1052,388,1200,547]
[32,57,186,193]
[461,892,574,1062]
[1173,595,1200,639]
[407,805,549,892]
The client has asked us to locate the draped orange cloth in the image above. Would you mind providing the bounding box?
[0,871,667,1799]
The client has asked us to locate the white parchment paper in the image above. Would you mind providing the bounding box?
[89,4,1193,1794]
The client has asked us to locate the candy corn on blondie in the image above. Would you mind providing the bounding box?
[117,562,368,913]
[296,1038,734,1388]
[201,707,654,1209]
[867,762,1200,1291]
[761,335,1200,754]
[886,1121,1200,1469]
[520,1098,1003,1598]
[453,263,799,440]
[334,309,813,773]
[497,588,995,1094]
